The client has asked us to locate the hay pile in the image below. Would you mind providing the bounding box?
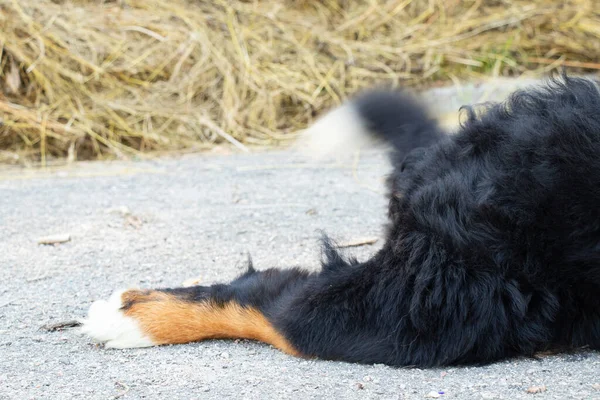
[1,0,599,164]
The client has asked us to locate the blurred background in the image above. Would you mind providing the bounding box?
[1,0,599,166]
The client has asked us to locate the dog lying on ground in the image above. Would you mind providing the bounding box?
[81,75,600,367]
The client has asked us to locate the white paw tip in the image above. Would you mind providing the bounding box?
[79,289,156,349]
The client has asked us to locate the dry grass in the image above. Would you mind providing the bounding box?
[1,0,599,165]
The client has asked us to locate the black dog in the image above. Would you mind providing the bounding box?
[81,75,600,367]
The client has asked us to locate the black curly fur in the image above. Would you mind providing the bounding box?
[162,75,600,366]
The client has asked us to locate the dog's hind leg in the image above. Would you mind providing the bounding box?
[80,265,311,355]
[80,246,412,365]
[80,249,535,366]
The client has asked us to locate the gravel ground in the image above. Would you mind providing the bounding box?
[1,80,599,399]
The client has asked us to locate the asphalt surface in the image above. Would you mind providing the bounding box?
[2,79,600,399]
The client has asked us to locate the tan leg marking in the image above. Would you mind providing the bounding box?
[121,290,300,356]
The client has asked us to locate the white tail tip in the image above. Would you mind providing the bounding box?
[295,103,374,159]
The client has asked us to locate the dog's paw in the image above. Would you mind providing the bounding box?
[79,289,156,348]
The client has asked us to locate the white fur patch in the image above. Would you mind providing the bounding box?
[295,103,375,159]
[79,289,156,348]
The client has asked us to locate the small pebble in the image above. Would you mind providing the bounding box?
[526,385,547,394]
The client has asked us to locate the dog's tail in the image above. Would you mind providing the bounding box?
[298,90,444,163]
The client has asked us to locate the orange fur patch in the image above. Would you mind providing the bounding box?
[121,290,300,356]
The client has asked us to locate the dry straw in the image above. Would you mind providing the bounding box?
[1,0,599,164]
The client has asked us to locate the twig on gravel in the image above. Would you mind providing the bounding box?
[338,237,379,248]
[37,234,71,245]
[236,163,343,172]
[40,320,82,332]
[26,274,54,283]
